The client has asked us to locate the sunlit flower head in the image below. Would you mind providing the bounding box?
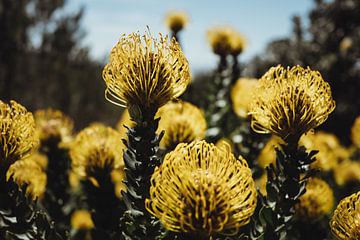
[157,101,206,150]
[351,116,360,148]
[295,178,334,220]
[207,26,246,56]
[231,78,258,118]
[70,124,125,186]
[34,108,74,146]
[71,210,94,230]
[256,136,282,168]
[103,32,190,110]
[249,65,336,142]
[334,160,360,186]
[6,159,47,200]
[300,131,339,171]
[165,10,189,33]
[146,141,257,236]
[0,100,39,171]
[330,191,360,240]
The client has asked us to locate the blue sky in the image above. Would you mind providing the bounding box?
[67,0,314,72]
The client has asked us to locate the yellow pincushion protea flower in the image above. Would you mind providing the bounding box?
[249,65,336,143]
[71,210,94,230]
[145,141,257,236]
[70,124,124,185]
[295,178,334,220]
[6,159,47,199]
[207,26,246,56]
[0,100,39,171]
[334,160,360,186]
[102,32,190,110]
[34,108,74,146]
[165,10,189,33]
[330,191,360,240]
[24,151,48,170]
[300,131,339,171]
[231,78,258,118]
[157,101,206,150]
[351,116,360,147]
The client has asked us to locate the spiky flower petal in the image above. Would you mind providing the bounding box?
[0,100,38,171]
[295,178,334,220]
[165,10,189,33]
[330,191,360,240]
[6,159,47,199]
[231,78,258,118]
[249,65,335,142]
[157,101,206,150]
[145,141,257,236]
[102,32,190,109]
[70,124,124,184]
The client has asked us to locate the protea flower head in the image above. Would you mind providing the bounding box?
[231,78,258,118]
[165,10,189,34]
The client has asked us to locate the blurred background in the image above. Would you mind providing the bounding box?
[1,0,359,144]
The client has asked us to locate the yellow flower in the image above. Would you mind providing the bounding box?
[70,124,125,186]
[24,151,48,170]
[255,174,267,196]
[256,136,282,168]
[102,33,190,109]
[71,210,94,230]
[157,101,206,150]
[249,65,336,142]
[330,191,360,240]
[295,178,334,220]
[145,141,257,236]
[231,78,258,118]
[207,26,246,56]
[300,131,339,171]
[351,116,360,148]
[0,100,39,170]
[6,159,47,200]
[334,160,360,186]
[34,108,74,146]
[116,109,133,138]
[165,10,189,33]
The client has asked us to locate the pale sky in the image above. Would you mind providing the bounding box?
[67,0,314,72]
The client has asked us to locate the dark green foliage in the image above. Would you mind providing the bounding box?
[250,145,316,240]
[41,138,72,237]
[0,172,64,240]
[121,107,164,240]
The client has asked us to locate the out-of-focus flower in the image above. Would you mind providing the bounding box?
[334,160,360,186]
[231,78,258,118]
[34,108,74,147]
[351,116,360,148]
[255,174,267,196]
[102,33,190,110]
[295,178,334,220]
[339,37,353,54]
[24,151,48,170]
[330,191,360,240]
[70,124,124,186]
[165,10,189,34]
[71,210,94,230]
[207,26,246,56]
[146,141,257,236]
[111,169,126,199]
[300,131,339,171]
[249,65,336,143]
[157,101,206,150]
[116,109,133,138]
[256,136,282,168]
[6,159,47,200]
[0,100,38,171]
